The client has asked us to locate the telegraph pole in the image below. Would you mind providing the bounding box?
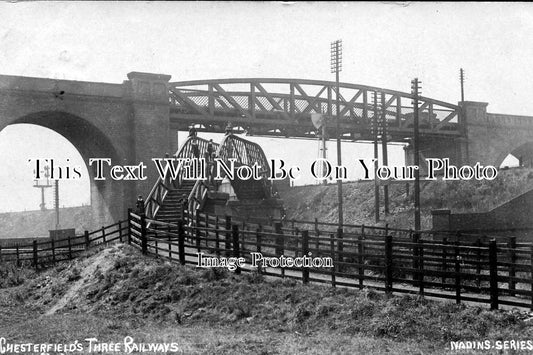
[380,92,389,215]
[459,68,469,163]
[54,179,60,230]
[33,165,52,211]
[321,120,327,186]
[459,68,465,102]
[411,78,422,231]
[373,91,380,223]
[331,39,343,228]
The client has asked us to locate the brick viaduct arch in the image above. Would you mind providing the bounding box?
[462,102,533,168]
[8,111,122,226]
[0,72,176,228]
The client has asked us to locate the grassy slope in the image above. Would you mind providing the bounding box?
[2,244,533,354]
[282,167,533,230]
[0,206,94,239]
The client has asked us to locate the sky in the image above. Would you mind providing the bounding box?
[0,2,528,212]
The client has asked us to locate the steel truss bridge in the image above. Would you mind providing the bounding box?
[169,78,462,141]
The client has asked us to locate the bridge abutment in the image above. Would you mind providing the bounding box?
[125,72,173,205]
[462,101,533,167]
[404,136,468,174]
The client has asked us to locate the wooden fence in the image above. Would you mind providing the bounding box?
[0,221,128,268]
[3,209,531,311]
[129,210,533,311]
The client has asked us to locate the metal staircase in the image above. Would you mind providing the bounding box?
[144,136,218,225]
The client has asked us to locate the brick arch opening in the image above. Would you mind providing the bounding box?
[6,111,126,227]
[495,141,533,169]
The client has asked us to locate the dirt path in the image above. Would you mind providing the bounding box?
[45,246,116,315]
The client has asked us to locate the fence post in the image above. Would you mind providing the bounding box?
[358,225,364,288]
[232,224,241,275]
[476,237,481,290]
[385,234,393,294]
[68,234,72,260]
[275,223,284,278]
[508,236,516,296]
[168,225,172,259]
[314,217,320,251]
[442,237,448,288]
[225,215,232,255]
[215,216,220,256]
[412,232,419,287]
[489,239,499,310]
[127,208,133,245]
[195,213,201,252]
[337,228,343,268]
[256,226,262,274]
[454,240,461,304]
[330,233,336,287]
[530,244,533,311]
[302,230,309,284]
[116,221,122,242]
[294,227,300,256]
[205,213,210,247]
[0,245,2,263]
[84,230,90,249]
[33,240,38,269]
[16,244,20,267]
[418,238,424,296]
[180,200,186,226]
[141,214,147,255]
[178,221,185,265]
[51,239,56,264]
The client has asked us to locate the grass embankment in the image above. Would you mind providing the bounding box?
[2,244,533,354]
[283,167,533,230]
[0,205,94,239]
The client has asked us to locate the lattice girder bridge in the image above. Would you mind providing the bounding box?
[169,78,462,141]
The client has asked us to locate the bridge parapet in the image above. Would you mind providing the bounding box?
[0,74,124,98]
[485,113,533,128]
[462,101,533,128]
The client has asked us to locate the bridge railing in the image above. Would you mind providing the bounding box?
[188,179,210,217]
[217,134,270,176]
[215,133,273,199]
[144,136,219,219]
[169,79,461,138]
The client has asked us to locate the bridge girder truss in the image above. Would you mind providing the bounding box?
[169,78,462,142]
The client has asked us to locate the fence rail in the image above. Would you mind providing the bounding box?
[129,210,533,310]
[0,221,128,268]
[3,210,532,311]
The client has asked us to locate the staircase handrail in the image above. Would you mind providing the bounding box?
[144,136,218,219]
[216,133,273,199]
